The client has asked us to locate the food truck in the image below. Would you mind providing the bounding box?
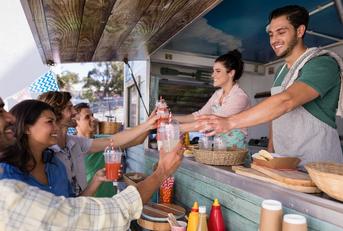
[1,0,343,230]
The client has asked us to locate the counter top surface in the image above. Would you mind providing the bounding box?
[145,148,343,228]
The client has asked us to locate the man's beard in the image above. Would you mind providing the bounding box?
[277,36,298,58]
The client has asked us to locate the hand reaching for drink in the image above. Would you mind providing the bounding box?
[195,114,233,136]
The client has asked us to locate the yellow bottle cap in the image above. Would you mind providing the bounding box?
[191,201,199,211]
[213,198,220,206]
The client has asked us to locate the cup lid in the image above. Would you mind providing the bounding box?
[261,200,282,210]
[283,214,307,224]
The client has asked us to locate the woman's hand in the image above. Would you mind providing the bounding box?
[195,114,233,136]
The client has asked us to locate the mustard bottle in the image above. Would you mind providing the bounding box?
[187,201,199,231]
[184,132,190,146]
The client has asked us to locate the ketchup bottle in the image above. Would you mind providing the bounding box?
[208,198,225,231]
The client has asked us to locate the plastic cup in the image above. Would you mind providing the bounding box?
[171,221,187,231]
[214,135,226,150]
[161,121,180,152]
[103,149,122,181]
[259,200,283,231]
[282,214,307,231]
[200,136,213,150]
[157,112,169,127]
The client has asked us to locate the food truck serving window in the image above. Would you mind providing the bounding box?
[158,79,215,115]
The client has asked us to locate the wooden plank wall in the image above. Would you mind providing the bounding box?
[22,0,221,64]
[146,0,221,54]
[76,0,116,62]
[142,154,343,231]
[42,0,85,62]
[92,0,153,61]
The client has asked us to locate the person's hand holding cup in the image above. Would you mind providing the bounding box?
[103,148,122,181]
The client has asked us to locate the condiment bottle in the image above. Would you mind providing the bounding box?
[184,132,190,146]
[196,206,208,231]
[259,200,283,231]
[282,214,307,231]
[208,198,225,231]
[187,201,199,231]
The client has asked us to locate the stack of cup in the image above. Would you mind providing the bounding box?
[259,200,283,231]
[282,214,307,231]
[159,176,175,203]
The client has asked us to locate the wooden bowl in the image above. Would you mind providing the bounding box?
[141,202,185,222]
[123,172,147,187]
[305,162,343,201]
[138,218,170,231]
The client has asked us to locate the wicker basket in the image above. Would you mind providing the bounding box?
[99,121,121,134]
[305,162,343,201]
[193,148,248,166]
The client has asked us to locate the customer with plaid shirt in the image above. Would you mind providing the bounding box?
[0,97,184,230]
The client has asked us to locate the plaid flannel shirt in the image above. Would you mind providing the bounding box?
[0,179,142,231]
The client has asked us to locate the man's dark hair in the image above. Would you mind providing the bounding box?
[269,5,309,32]
[74,102,90,114]
[38,91,72,121]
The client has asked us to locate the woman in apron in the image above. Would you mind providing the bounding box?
[175,50,250,149]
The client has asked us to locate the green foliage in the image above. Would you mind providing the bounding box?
[56,71,79,91]
[56,62,124,102]
[82,89,97,102]
[82,62,123,100]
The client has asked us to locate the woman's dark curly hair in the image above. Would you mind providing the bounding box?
[0,100,55,173]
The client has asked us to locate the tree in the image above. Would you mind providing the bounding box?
[56,71,79,91]
[83,62,123,99]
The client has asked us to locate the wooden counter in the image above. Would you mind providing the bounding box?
[134,148,343,231]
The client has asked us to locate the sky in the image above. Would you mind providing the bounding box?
[52,62,98,78]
